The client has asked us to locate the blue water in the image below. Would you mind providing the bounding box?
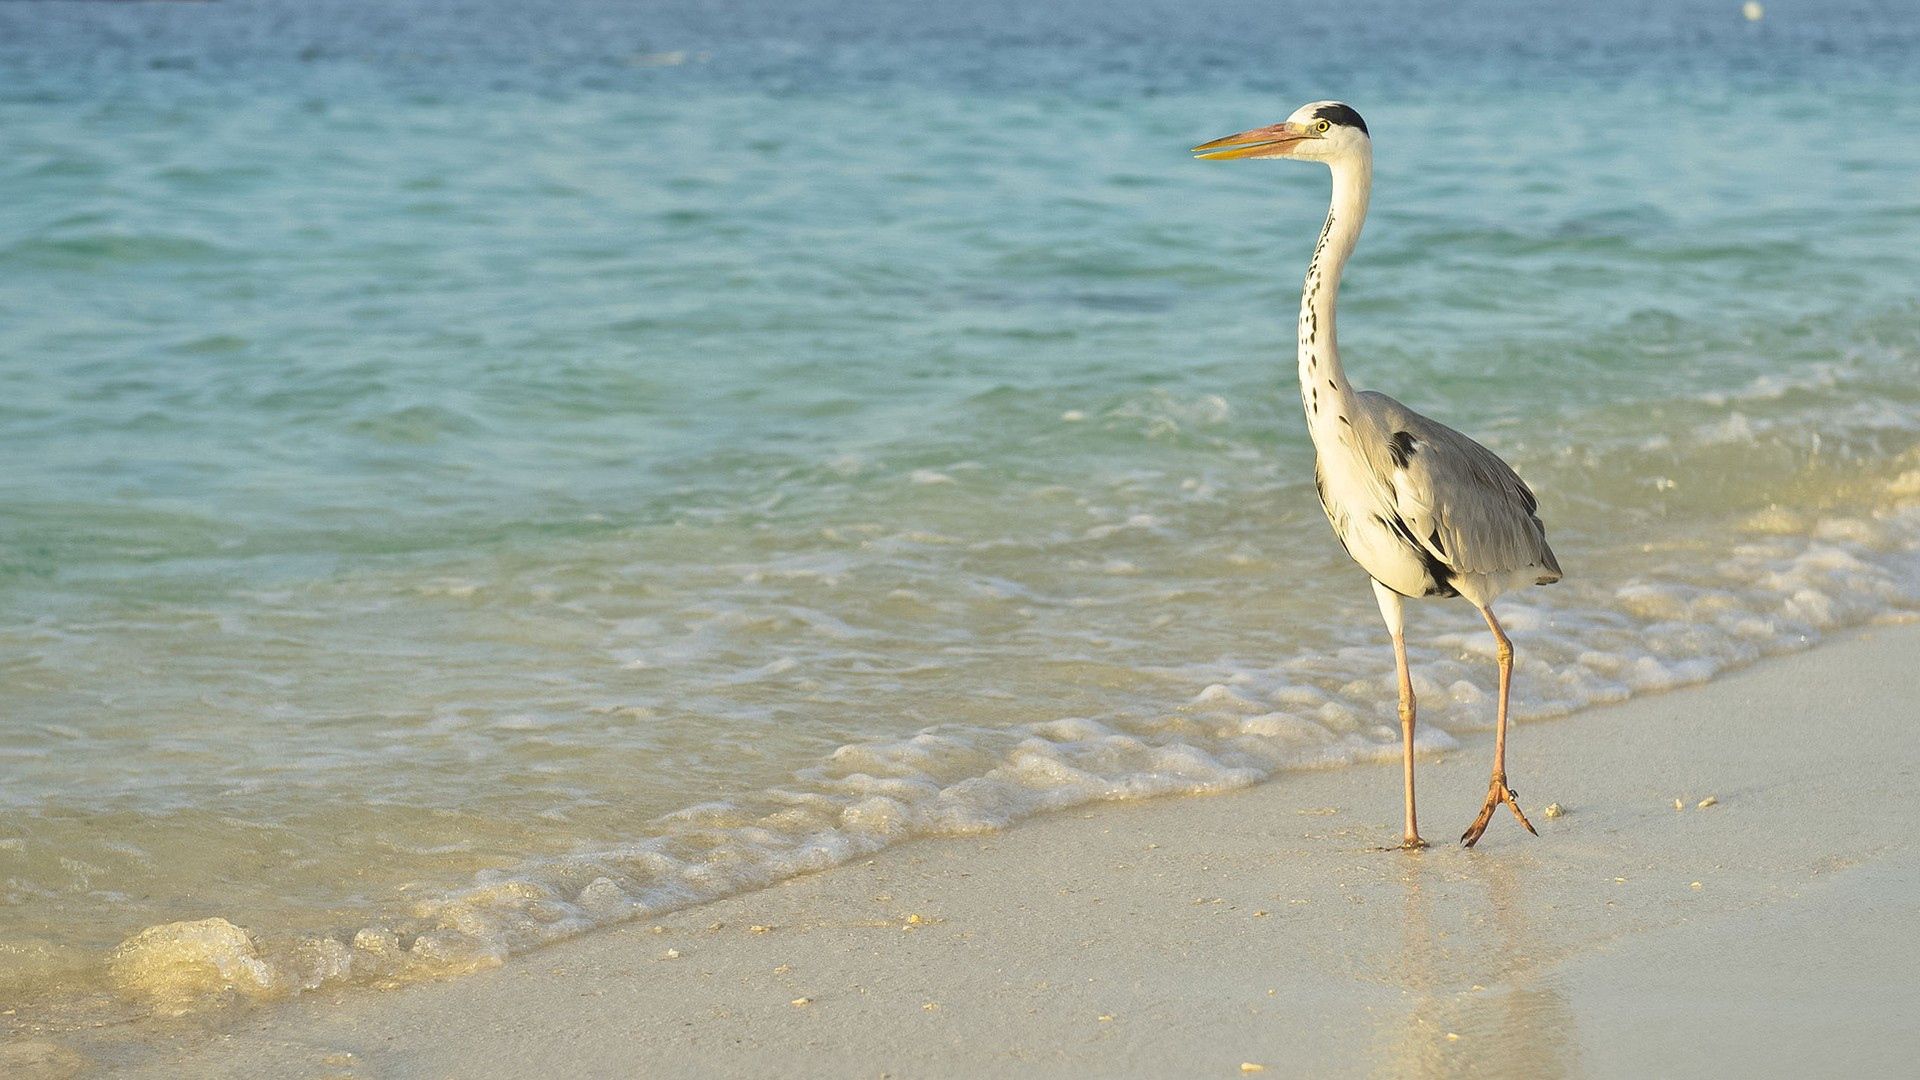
[3,0,1919,1027]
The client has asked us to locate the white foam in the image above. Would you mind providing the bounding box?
[95,493,1920,1015]
[107,919,277,1014]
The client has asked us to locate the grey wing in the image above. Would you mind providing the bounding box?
[1355,391,1562,584]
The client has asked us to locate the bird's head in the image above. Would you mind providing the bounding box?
[1191,101,1371,165]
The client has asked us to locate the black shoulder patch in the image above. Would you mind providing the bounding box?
[1313,102,1369,135]
[1387,430,1416,469]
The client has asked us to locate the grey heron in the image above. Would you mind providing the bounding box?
[1194,102,1562,848]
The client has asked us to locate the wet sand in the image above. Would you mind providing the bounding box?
[66,621,1920,1078]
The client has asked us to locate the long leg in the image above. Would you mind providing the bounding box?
[1461,604,1537,847]
[1372,580,1424,848]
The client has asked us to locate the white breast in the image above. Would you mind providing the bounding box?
[1314,443,1439,599]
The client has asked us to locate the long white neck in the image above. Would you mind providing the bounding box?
[1297,153,1372,444]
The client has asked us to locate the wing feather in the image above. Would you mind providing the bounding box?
[1354,391,1561,583]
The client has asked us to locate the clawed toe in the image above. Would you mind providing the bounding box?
[1504,784,1538,837]
[1461,775,1536,848]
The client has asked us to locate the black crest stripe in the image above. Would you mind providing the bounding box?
[1312,103,1369,135]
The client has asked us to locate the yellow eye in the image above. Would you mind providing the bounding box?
[1316,119,1331,133]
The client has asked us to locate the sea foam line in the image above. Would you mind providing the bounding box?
[104,498,1920,1015]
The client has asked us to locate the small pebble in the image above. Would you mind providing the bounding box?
[1446,1033,1461,1042]
[791,997,813,1007]
[749,924,774,934]
[1697,796,1718,809]
[1543,803,1564,819]
[1241,1064,1266,1073]
[662,948,680,959]
[1673,798,1684,810]
[1690,881,1703,890]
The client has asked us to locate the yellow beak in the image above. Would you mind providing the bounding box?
[1191,122,1313,160]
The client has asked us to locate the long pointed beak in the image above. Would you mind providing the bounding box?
[1191,122,1311,160]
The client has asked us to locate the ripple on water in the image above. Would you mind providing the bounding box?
[0,233,242,270]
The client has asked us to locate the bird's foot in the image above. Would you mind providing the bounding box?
[1376,835,1429,852]
[1460,773,1537,848]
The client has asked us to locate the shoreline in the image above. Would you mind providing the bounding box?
[33,620,1920,1077]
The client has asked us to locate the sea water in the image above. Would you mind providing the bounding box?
[3,0,1919,1031]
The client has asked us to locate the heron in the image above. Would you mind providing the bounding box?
[1193,102,1561,848]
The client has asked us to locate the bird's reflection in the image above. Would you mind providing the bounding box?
[1367,854,1578,1079]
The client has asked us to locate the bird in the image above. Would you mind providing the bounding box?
[1193,102,1561,848]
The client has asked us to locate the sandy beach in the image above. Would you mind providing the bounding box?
[30,620,1905,1078]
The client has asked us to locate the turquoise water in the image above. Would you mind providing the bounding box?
[4,0,1920,1028]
